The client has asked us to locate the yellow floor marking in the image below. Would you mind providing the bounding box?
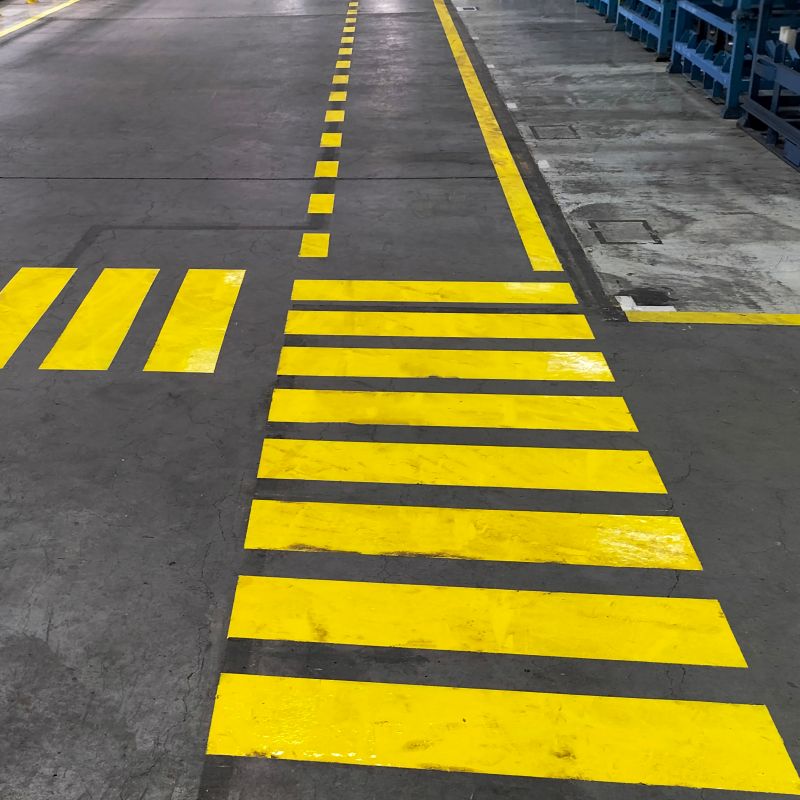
[143,269,244,373]
[291,279,576,304]
[307,194,335,214]
[314,160,339,178]
[206,674,800,794]
[320,132,343,147]
[329,90,348,101]
[343,25,356,32]
[345,17,357,23]
[0,267,75,368]
[298,233,331,258]
[284,310,594,339]
[229,576,744,666]
[335,60,352,69]
[627,310,800,326]
[332,74,350,84]
[258,438,666,493]
[0,0,82,38]
[325,109,346,122]
[269,388,637,431]
[432,0,561,272]
[245,499,701,570]
[338,48,353,55]
[40,268,157,370]
[277,346,614,381]
[341,35,354,43]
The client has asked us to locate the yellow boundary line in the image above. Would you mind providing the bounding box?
[626,311,800,326]
[0,0,83,39]
[432,0,562,272]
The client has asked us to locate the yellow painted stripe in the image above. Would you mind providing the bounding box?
[314,160,339,178]
[342,25,356,32]
[345,17,356,23]
[320,132,342,147]
[257,438,666,493]
[299,233,330,258]
[325,109,346,122]
[277,346,614,381]
[206,674,800,794]
[336,59,352,68]
[0,0,83,38]
[329,90,348,101]
[40,268,158,370]
[0,267,75,368]
[332,74,350,84]
[341,36,355,43]
[229,576,744,666]
[338,47,353,55]
[143,269,244,373]
[627,310,800,326]
[291,279,577,304]
[307,194,335,214]
[432,0,561,272]
[244,499,702,570]
[284,310,594,339]
[268,388,637,431]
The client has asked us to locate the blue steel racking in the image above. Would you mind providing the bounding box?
[616,0,678,58]
[577,0,619,23]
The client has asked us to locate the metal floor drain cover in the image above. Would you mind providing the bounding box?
[588,219,662,244]
[628,286,673,306]
[530,124,579,139]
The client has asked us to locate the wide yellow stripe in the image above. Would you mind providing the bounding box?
[268,388,637,431]
[627,310,800,326]
[431,0,561,272]
[0,267,76,368]
[229,576,743,666]
[206,674,800,793]
[277,346,614,381]
[257,438,666,493]
[0,0,83,38]
[244,499,701,569]
[291,280,577,304]
[143,269,244,373]
[40,268,158,370]
[285,310,593,339]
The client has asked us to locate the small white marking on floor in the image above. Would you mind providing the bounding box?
[507,102,518,110]
[616,295,677,313]
[538,160,550,170]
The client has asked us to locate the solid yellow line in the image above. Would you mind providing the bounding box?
[432,0,562,272]
[206,674,800,793]
[268,388,637,431]
[245,499,702,570]
[0,267,75,368]
[277,346,615,381]
[40,268,158,370]
[299,233,330,258]
[627,310,800,326]
[0,0,82,38]
[228,576,744,666]
[285,310,594,339]
[143,269,244,373]
[257,438,667,493]
[291,279,577,304]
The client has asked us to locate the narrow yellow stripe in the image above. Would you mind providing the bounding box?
[0,0,82,38]
[341,36,354,43]
[338,48,353,55]
[268,388,637,431]
[329,90,348,101]
[314,160,339,178]
[432,0,561,272]
[307,194,335,214]
[206,674,800,794]
[245,499,702,570]
[332,74,350,85]
[320,132,343,147]
[627,310,800,326]
[345,16,357,23]
[229,576,744,666]
[291,279,577,304]
[342,25,356,32]
[277,346,615,381]
[40,268,158,370]
[143,269,244,373]
[0,267,75,368]
[257,438,666,493]
[299,233,330,258]
[325,109,346,122]
[285,310,594,339]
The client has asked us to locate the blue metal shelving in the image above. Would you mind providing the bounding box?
[616,0,678,58]
[577,0,619,23]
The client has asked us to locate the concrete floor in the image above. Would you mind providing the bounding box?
[1,0,799,799]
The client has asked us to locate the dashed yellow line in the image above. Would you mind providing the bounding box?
[314,160,339,178]
[299,233,331,258]
[307,193,335,214]
[319,131,343,147]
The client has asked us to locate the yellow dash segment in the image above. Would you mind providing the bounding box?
[40,268,157,371]
[143,269,244,373]
[626,310,800,326]
[257,438,667,493]
[432,0,561,272]
[335,60,352,69]
[285,310,594,339]
[299,233,331,258]
[332,74,350,85]
[341,36,355,43]
[320,132,343,147]
[0,267,75,368]
[314,160,340,178]
[345,17,357,24]
[207,674,800,794]
[325,109,346,122]
[277,346,614,381]
[245,499,702,570]
[269,388,637,432]
[342,25,356,32]
[229,576,744,666]
[0,0,83,39]
[329,90,348,101]
[338,48,353,55]
[307,194,335,214]
[291,279,577,304]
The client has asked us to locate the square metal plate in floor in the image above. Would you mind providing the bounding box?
[588,219,662,244]
[530,124,579,140]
